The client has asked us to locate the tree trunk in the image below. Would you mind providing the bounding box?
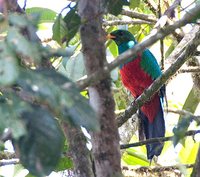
[62,123,94,177]
[78,1,123,177]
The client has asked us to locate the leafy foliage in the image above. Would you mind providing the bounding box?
[107,0,129,15]
[0,93,27,138]
[0,8,98,176]
[16,68,99,130]
[0,42,19,85]
[53,8,81,45]
[173,117,191,146]
[26,7,57,23]
[52,14,68,45]
[17,106,64,176]
[130,0,140,9]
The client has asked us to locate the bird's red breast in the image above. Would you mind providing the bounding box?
[120,56,160,123]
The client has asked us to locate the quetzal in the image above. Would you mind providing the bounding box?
[107,30,165,160]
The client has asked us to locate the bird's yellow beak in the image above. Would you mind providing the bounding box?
[106,34,116,39]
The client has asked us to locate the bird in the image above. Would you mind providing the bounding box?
[107,30,165,160]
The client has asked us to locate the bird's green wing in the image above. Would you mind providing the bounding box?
[140,49,162,80]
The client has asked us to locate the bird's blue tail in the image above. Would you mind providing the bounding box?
[139,99,165,160]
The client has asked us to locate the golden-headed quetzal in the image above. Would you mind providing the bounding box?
[107,30,165,160]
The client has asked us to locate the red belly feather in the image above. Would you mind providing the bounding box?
[120,57,160,123]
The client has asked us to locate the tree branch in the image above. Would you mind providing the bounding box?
[167,108,200,124]
[121,9,157,23]
[103,20,154,26]
[120,130,200,149]
[76,3,200,90]
[0,159,19,166]
[143,0,157,15]
[123,163,194,176]
[178,67,200,74]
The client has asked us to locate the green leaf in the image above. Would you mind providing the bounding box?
[63,9,81,44]
[0,93,28,139]
[165,43,175,58]
[0,42,19,85]
[52,14,68,45]
[16,68,99,131]
[107,0,129,16]
[179,139,199,164]
[130,0,140,9]
[173,86,200,146]
[54,156,73,171]
[17,106,64,177]
[179,86,200,119]
[108,41,118,58]
[52,8,81,45]
[9,13,31,28]
[122,148,149,166]
[172,117,191,146]
[13,164,27,177]
[6,27,41,63]
[26,7,57,23]
[61,52,86,81]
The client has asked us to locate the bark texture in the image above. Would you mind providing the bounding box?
[62,123,94,177]
[78,1,122,177]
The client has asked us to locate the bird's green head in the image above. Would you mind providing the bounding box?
[107,30,136,46]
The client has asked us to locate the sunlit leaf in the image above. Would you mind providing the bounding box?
[122,148,149,166]
[165,42,176,58]
[26,7,57,23]
[130,0,140,9]
[108,41,118,58]
[179,138,199,164]
[55,157,73,171]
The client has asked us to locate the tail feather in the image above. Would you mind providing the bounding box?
[139,99,165,160]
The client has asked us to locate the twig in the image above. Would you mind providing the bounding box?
[164,0,182,18]
[158,0,165,70]
[0,151,16,160]
[120,130,200,149]
[23,0,27,10]
[122,163,194,176]
[103,20,154,26]
[143,0,157,16]
[121,9,157,23]
[76,3,200,90]
[0,159,19,166]
[167,108,200,124]
[150,164,194,172]
[178,67,200,74]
